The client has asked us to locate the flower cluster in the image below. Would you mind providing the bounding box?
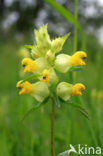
[16,24,87,102]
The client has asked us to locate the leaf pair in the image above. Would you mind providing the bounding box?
[55,95,89,120]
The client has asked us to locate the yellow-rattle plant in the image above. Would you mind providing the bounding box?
[16,24,88,156]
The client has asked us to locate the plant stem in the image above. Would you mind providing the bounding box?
[51,97,55,156]
[73,0,78,53]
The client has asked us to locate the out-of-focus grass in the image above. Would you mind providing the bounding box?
[0,35,103,156]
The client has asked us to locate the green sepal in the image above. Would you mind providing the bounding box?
[51,32,71,54]
[69,66,85,72]
[53,93,61,108]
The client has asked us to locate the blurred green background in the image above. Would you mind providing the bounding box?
[0,0,103,155]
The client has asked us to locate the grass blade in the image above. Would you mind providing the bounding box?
[45,0,82,31]
[44,0,85,50]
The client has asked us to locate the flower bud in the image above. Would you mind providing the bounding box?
[17,47,29,58]
[34,24,51,53]
[51,33,70,54]
[31,45,42,58]
[46,50,55,63]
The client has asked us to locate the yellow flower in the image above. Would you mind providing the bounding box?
[72,83,85,95]
[55,51,87,73]
[41,69,50,82]
[16,81,32,95]
[72,51,87,66]
[22,58,36,72]
[16,81,50,102]
[41,68,59,85]
[56,82,85,101]
[22,57,49,73]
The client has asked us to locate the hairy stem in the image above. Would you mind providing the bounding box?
[51,97,55,156]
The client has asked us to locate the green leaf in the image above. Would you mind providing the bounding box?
[21,73,40,84]
[67,102,90,120]
[59,98,90,120]
[45,0,82,31]
[20,97,49,123]
[44,0,85,50]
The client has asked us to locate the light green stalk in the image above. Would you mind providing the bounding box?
[51,97,55,156]
[73,0,78,53]
[72,0,78,83]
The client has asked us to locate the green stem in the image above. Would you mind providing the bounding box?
[51,97,55,156]
[73,0,78,53]
[72,0,78,83]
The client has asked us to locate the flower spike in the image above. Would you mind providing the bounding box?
[17,24,86,104]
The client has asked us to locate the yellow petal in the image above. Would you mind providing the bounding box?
[22,58,36,72]
[72,51,87,66]
[16,81,33,95]
[72,83,85,95]
[41,69,50,82]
